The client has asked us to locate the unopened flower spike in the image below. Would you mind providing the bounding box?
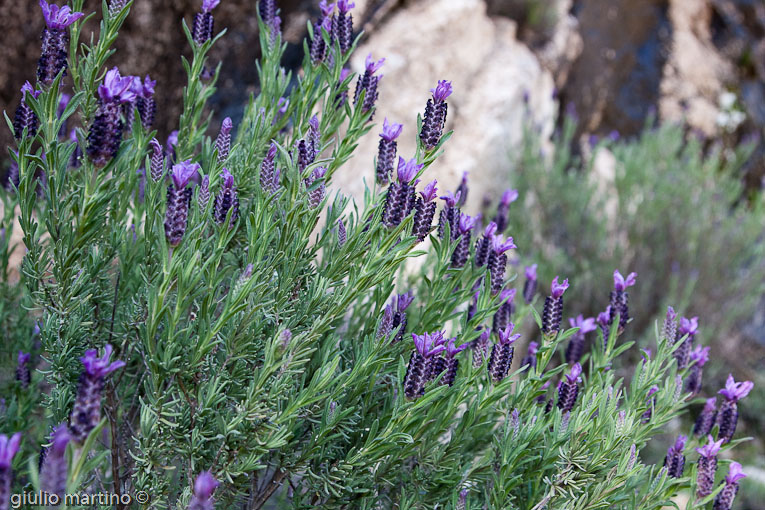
[488,323,519,383]
[15,351,31,389]
[87,68,136,167]
[136,75,157,130]
[376,118,403,185]
[609,270,637,329]
[189,471,219,510]
[215,117,233,163]
[213,167,240,227]
[474,221,497,267]
[663,435,686,478]
[335,0,355,53]
[381,157,421,228]
[391,291,414,343]
[412,179,438,241]
[493,188,518,232]
[13,82,41,140]
[37,0,84,85]
[40,425,71,499]
[192,0,220,46]
[337,218,347,246]
[685,345,710,395]
[542,277,568,335]
[713,462,746,510]
[716,374,753,443]
[472,328,491,369]
[661,306,678,342]
[354,54,384,116]
[674,315,699,369]
[696,435,724,499]
[451,213,477,268]
[260,142,280,195]
[521,341,538,370]
[487,234,516,294]
[455,171,469,207]
[565,315,597,364]
[492,287,516,334]
[523,263,538,304]
[420,79,453,150]
[694,397,717,437]
[437,190,461,241]
[441,338,467,387]
[165,160,199,246]
[69,345,125,443]
[404,332,446,399]
[305,166,327,209]
[557,362,582,412]
[310,14,333,64]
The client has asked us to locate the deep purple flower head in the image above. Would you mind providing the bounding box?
[551,277,569,299]
[444,338,468,359]
[17,351,31,367]
[202,0,220,13]
[396,291,414,312]
[501,189,519,206]
[458,213,477,234]
[483,222,498,238]
[412,332,446,358]
[40,0,84,29]
[193,471,219,500]
[668,435,687,456]
[430,80,453,103]
[613,270,637,291]
[597,307,611,326]
[80,344,125,378]
[565,363,583,384]
[98,68,137,103]
[365,54,385,74]
[0,433,21,469]
[319,0,334,17]
[419,180,438,202]
[396,157,422,183]
[171,160,200,190]
[21,81,42,100]
[718,374,754,402]
[140,75,156,97]
[525,264,538,281]
[569,315,597,334]
[220,167,234,188]
[678,316,699,337]
[725,462,746,484]
[491,234,516,254]
[689,345,710,367]
[380,118,403,142]
[696,435,724,458]
[527,341,539,355]
[666,306,677,322]
[337,0,354,13]
[439,191,461,208]
[498,323,520,345]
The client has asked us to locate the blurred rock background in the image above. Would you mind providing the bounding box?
[2,0,765,505]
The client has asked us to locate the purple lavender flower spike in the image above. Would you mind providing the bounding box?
[713,462,746,510]
[0,432,21,508]
[354,54,384,116]
[15,351,31,389]
[493,188,518,232]
[472,328,491,369]
[437,191,462,241]
[565,315,597,364]
[717,374,753,443]
[165,160,199,246]
[487,235,516,295]
[662,306,678,343]
[37,1,84,85]
[405,332,447,399]
[335,0,355,53]
[135,75,157,130]
[337,218,347,246]
[451,213,477,268]
[455,171,469,208]
[542,277,568,335]
[192,0,220,46]
[473,222,496,267]
[381,158,421,228]
[663,435,686,478]
[391,292,414,343]
[40,425,71,499]
[213,117,233,164]
[694,397,717,436]
[397,157,421,184]
[696,435,724,499]
[523,263,538,304]
[149,138,165,183]
[377,304,394,340]
[441,338,467,387]
[557,363,582,412]
[609,270,637,330]
[521,341,538,370]
[260,142,279,195]
[488,323,520,383]
[87,68,137,167]
[376,118,403,185]
[420,80,452,150]
[686,345,710,395]
[412,180,438,241]
[213,168,240,227]
[492,287,516,334]
[305,166,327,209]
[189,471,219,510]
[310,14,332,64]
[69,345,125,443]
[13,82,41,140]
[259,0,276,25]
[674,316,699,369]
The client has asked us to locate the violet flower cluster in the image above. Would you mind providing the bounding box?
[37,0,84,86]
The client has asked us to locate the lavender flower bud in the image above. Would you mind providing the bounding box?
[134,75,157,130]
[674,316,699,369]
[376,118,402,185]
[0,432,21,510]
[15,351,31,389]
[337,219,347,246]
[296,139,314,174]
[609,270,637,329]
[686,345,710,395]
[412,180,438,242]
[164,160,199,246]
[472,328,490,369]
[663,435,686,478]
[420,80,453,150]
[335,0,355,53]
[488,324,520,383]
[215,117,233,163]
[4,157,19,192]
[212,168,239,227]
[641,386,659,424]
[308,115,321,157]
[437,191,461,241]
[189,471,219,510]
[69,345,125,443]
[260,142,279,195]
[37,1,84,85]
[281,329,292,349]
[487,235,516,294]
[474,222,496,267]
[696,435,724,499]
[493,189,518,233]
[13,82,41,140]
[713,462,746,510]
[404,332,446,399]
[455,172,468,207]
[694,397,718,437]
[451,213,478,268]
[627,443,637,471]
[198,175,210,210]
[108,0,128,17]
[381,158,422,228]
[192,0,220,46]
[310,16,332,64]
[456,488,468,510]
[87,68,136,167]
[150,138,165,182]
[441,338,466,387]
[492,288,516,334]
[334,68,352,108]
[542,277,568,335]
[391,292,414,344]
[305,166,327,209]
[523,263,538,304]
[717,374,753,443]
[354,54,384,116]
[565,315,597,364]
[521,341,538,370]
[376,304,394,341]
[258,0,276,26]
[40,425,71,499]
[557,363,582,412]
[661,306,678,343]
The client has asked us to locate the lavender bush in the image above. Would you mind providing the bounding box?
[0,1,757,509]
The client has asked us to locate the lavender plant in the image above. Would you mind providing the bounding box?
[0,1,757,509]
